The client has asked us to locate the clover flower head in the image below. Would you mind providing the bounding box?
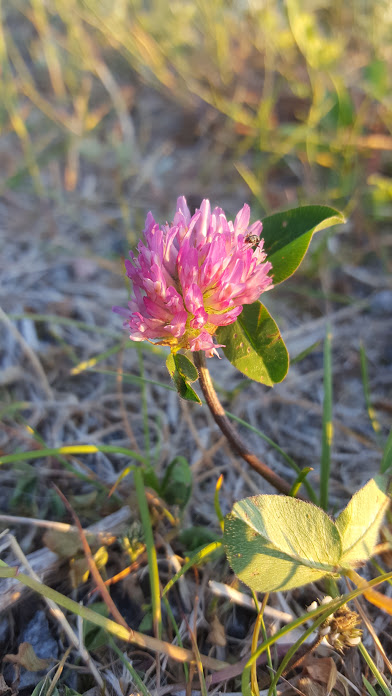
[113,196,273,357]
[314,597,362,653]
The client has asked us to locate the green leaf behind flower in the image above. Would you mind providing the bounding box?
[161,456,192,509]
[262,205,345,285]
[216,301,289,386]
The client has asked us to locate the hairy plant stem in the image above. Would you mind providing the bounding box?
[194,351,295,496]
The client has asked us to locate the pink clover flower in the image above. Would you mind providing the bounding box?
[113,197,273,357]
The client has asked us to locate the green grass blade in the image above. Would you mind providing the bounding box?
[14,415,115,497]
[362,675,380,696]
[289,467,313,498]
[0,445,149,467]
[380,429,392,474]
[134,468,162,639]
[162,596,189,682]
[162,541,223,597]
[137,345,151,459]
[227,412,318,503]
[9,313,120,337]
[360,342,382,443]
[71,343,125,375]
[0,566,227,669]
[250,591,275,696]
[359,643,392,696]
[214,474,224,531]
[8,314,167,355]
[320,326,333,510]
[0,566,391,671]
[109,636,152,696]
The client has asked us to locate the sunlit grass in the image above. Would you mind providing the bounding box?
[1,0,391,223]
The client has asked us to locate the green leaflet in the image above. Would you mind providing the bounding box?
[336,475,390,566]
[216,301,289,386]
[224,476,389,593]
[166,353,201,404]
[262,205,345,285]
[225,496,341,592]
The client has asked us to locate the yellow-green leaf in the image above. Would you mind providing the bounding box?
[336,475,390,566]
[224,496,341,592]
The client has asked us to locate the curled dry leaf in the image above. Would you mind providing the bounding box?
[207,614,227,648]
[4,642,51,671]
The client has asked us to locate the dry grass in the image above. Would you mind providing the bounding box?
[0,1,392,694]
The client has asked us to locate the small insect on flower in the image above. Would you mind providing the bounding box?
[244,234,260,248]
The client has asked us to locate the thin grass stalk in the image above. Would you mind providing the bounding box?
[360,341,382,443]
[162,541,223,597]
[214,474,224,531]
[250,591,275,696]
[358,643,392,696]
[134,468,162,639]
[109,636,153,696]
[137,345,151,459]
[162,596,189,682]
[0,445,149,467]
[289,467,313,498]
[320,325,333,510]
[14,415,117,499]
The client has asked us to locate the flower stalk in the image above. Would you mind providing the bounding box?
[194,351,294,496]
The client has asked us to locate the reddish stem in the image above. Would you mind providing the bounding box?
[194,351,295,497]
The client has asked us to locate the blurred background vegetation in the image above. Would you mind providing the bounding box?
[1,0,392,238]
[1,6,391,690]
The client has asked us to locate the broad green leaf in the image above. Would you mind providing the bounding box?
[336,475,390,566]
[166,353,201,404]
[161,456,192,509]
[380,429,392,473]
[31,680,59,696]
[224,495,341,592]
[83,602,109,651]
[216,301,288,385]
[261,206,345,285]
[143,467,161,492]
